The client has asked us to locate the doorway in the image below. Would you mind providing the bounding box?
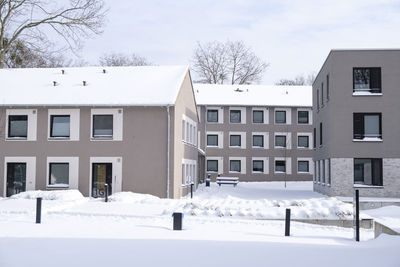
[6,163,27,197]
[92,163,112,198]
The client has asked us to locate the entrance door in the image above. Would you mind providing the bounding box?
[92,163,112,198]
[6,163,27,197]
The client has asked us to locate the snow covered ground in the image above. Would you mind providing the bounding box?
[0,182,399,267]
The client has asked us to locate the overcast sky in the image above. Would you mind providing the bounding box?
[80,0,400,84]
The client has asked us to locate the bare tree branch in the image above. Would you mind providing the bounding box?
[276,72,316,86]
[98,52,153,66]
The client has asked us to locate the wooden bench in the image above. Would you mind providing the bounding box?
[216,177,239,187]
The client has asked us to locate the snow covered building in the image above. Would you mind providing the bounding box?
[194,84,313,182]
[0,66,200,199]
[313,49,400,197]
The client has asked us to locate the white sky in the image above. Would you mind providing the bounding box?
[78,0,400,84]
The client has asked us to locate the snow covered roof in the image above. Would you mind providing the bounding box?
[193,84,312,107]
[0,66,189,106]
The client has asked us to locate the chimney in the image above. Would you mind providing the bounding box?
[83,81,87,86]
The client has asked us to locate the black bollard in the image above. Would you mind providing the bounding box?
[173,212,183,230]
[105,183,109,203]
[285,208,291,236]
[354,189,360,242]
[36,197,42,224]
[190,183,194,199]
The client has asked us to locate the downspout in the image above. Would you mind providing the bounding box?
[166,105,171,198]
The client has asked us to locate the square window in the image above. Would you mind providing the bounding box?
[230,160,241,172]
[298,111,309,124]
[8,115,28,138]
[253,160,264,172]
[298,161,309,172]
[275,111,286,124]
[93,115,113,138]
[253,135,264,147]
[230,135,241,147]
[253,110,264,123]
[207,135,218,146]
[50,115,70,137]
[207,110,218,123]
[49,163,69,186]
[353,113,382,140]
[354,158,382,186]
[206,160,218,172]
[353,68,381,93]
[275,135,286,147]
[230,110,241,123]
[298,136,309,148]
[275,160,286,172]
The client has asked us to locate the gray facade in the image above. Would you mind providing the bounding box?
[313,49,400,197]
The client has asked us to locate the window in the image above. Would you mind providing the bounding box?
[326,74,330,100]
[230,160,241,172]
[50,115,70,138]
[207,109,218,123]
[93,115,113,138]
[206,160,218,172]
[275,111,286,124]
[253,135,264,148]
[230,135,241,147]
[8,115,28,138]
[317,90,319,111]
[321,83,324,106]
[207,134,218,146]
[298,161,309,172]
[298,111,309,124]
[354,158,382,186]
[319,122,323,146]
[253,110,264,123]
[49,163,69,186]
[275,135,286,148]
[353,67,381,93]
[298,136,309,148]
[182,115,197,146]
[275,160,285,172]
[230,110,241,123]
[353,113,382,140]
[313,128,316,148]
[253,160,264,172]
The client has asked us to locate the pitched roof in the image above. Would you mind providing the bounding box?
[0,66,189,106]
[193,84,312,107]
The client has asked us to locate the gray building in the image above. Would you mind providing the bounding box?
[313,49,400,197]
[194,84,313,182]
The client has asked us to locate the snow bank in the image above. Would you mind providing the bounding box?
[108,192,160,203]
[10,190,84,201]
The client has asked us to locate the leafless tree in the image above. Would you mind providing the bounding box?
[276,72,316,86]
[98,52,152,66]
[0,0,107,68]
[191,40,268,84]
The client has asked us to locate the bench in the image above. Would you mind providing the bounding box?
[216,177,239,187]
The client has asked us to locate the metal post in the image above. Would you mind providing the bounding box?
[190,183,194,199]
[36,197,42,224]
[354,189,360,242]
[173,212,183,230]
[285,208,291,236]
[105,183,109,203]
[206,174,211,187]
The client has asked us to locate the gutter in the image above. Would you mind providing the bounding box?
[166,105,171,198]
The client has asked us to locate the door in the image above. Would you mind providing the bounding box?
[6,163,27,197]
[92,163,112,198]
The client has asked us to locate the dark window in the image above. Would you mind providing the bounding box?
[230,135,241,147]
[50,115,70,138]
[353,68,381,93]
[230,110,241,123]
[253,160,264,172]
[319,122,323,146]
[207,110,218,123]
[317,90,319,110]
[8,115,28,138]
[298,136,309,148]
[253,110,264,123]
[6,163,26,197]
[326,74,330,100]
[313,128,316,148]
[253,135,264,147]
[93,115,113,138]
[321,83,324,105]
[207,134,218,146]
[275,135,286,147]
[275,160,286,172]
[298,111,309,124]
[49,163,69,186]
[354,158,382,186]
[353,113,382,140]
[275,111,286,123]
[230,160,241,172]
[298,161,309,172]
[207,160,218,172]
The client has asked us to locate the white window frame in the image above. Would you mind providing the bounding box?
[252,157,269,174]
[182,159,197,186]
[274,157,292,174]
[3,157,36,196]
[46,157,79,189]
[229,107,246,124]
[206,106,223,124]
[5,109,37,141]
[252,107,269,124]
[229,131,246,149]
[48,109,80,141]
[325,159,331,186]
[274,108,291,125]
[297,132,312,149]
[229,157,246,174]
[274,132,291,149]
[252,132,269,149]
[182,114,197,146]
[297,108,312,125]
[206,131,223,148]
[297,157,313,174]
[206,156,223,174]
[89,157,122,196]
[91,108,123,141]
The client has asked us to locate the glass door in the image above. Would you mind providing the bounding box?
[92,163,112,198]
[6,163,27,197]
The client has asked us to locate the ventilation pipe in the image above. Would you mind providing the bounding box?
[166,105,171,198]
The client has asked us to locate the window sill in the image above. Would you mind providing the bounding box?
[354,184,384,188]
[252,146,265,149]
[353,138,382,142]
[229,171,242,174]
[274,171,286,174]
[352,92,382,96]
[206,121,221,124]
[229,146,245,149]
[275,146,289,149]
[297,171,310,174]
[252,171,265,174]
[6,137,28,141]
[47,185,69,189]
[206,145,220,148]
[48,137,71,141]
[91,136,114,141]
[297,147,311,150]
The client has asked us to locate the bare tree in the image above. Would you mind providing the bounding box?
[0,0,107,68]
[98,52,152,66]
[191,40,268,84]
[276,72,316,86]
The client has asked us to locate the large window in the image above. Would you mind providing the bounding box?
[253,160,264,173]
[207,109,218,123]
[275,111,286,124]
[93,115,113,138]
[353,67,381,93]
[49,163,69,186]
[319,122,323,146]
[353,113,382,140]
[253,110,264,123]
[326,74,330,100]
[275,160,286,172]
[298,136,309,148]
[253,135,264,148]
[354,158,382,186]
[230,135,241,147]
[50,115,70,138]
[298,161,309,173]
[8,115,28,138]
[207,134,218,146]
[230,110,241,123]
[207,160,218,172]
[298,111,309,124]
[275,135,286,148]
[230,160,241,172]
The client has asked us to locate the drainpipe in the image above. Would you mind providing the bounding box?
[166,105,171,198]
